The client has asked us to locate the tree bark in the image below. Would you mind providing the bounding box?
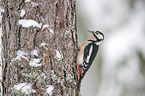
[1,0,80,95]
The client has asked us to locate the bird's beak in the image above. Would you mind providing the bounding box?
[87,30,94,34]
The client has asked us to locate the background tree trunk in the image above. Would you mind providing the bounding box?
[1,0,79,95]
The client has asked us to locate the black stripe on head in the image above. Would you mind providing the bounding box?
[93,33,98,40]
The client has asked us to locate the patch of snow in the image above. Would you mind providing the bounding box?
[40,43,46,47]
[51,70,57,81]
[40,24,49,32]
[12,50,28,61]
[31,2,39,7]
[25,0,31,2]
[55,50,63,61]
[29,58,42,67]
[31,49,38,57]
[31,89,37,93]
[18,19,42,28]
[42,24,49,29]
[65,31,69,34]
[14,83,28,90]
[41,73,47,80]
[40,16,45,22]
[0,8,4,13]
[25,0,38,7]
[40,43,48,50]
[22,73,33,78]
[49,29,54,34]
[20,9,25,17]
[46,85,54,96]
[14,83,36,94]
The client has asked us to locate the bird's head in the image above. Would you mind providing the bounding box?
[88,30,104,41]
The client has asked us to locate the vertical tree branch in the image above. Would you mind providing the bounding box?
[1,0,80,95]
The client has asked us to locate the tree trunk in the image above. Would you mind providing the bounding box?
[1,0,80,95]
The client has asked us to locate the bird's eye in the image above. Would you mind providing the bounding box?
[96,32,98,35]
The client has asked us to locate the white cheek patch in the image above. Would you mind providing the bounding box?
[97,34,103,39]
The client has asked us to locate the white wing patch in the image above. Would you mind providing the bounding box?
[86,45,93,63]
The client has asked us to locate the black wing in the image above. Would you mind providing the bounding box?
[88,43,99,65]
[83,43,99,67]
[84,43,91,62]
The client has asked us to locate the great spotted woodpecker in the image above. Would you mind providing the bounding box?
[77,30,104,88]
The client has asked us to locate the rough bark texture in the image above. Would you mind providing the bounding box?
[1,0,80,95]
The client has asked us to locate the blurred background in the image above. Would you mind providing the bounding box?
[76,0,145,96]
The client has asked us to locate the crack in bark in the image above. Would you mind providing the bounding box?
[17,26,21,50]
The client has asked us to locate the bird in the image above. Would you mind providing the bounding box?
[76,30,104,89]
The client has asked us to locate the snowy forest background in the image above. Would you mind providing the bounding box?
[0,0,145,96]
[77,0,145,96]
